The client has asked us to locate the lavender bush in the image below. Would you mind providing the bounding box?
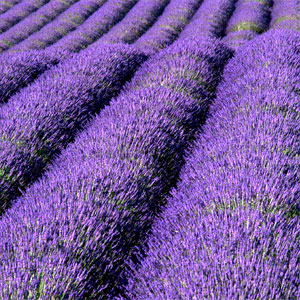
[133,0,202,55]
[0,44,147,213]
[0,37,232,299]
[10,0,107,52]
[122,29,300,300]
[0,0,50,34]
[97,0,170,44]
[0,48,67,106]
[49,0,138,53]
[270,0,300,30]
[0,0,78,52]
[223,0,272,48]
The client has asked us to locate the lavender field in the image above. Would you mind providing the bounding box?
[0,0,299,299]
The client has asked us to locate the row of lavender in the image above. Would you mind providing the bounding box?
[121,29,300,300]
[0,0,50,34]
[0,0,239,298]
[223,0,272,48]
[9,0,108,52]
[0,0,22,15]
[0,36,233,300]
[0,0,203,213]
[0,0,79,51]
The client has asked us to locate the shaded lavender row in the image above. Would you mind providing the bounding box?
[270,0,300,30]
[179,0,237,39]
[122,29,300,300]
[0,44,146,214]
[0,38,232,299]
[0,0,79,52]
[10,0,107,52]
[49,0,138,53]
[0,0,22,14]
[0,0,50,34]
[0,49,68,106]
[133,0,202,55]
[223,0,272,48]
[98,0,170,44]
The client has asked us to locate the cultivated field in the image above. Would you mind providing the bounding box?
[0,0,299,299]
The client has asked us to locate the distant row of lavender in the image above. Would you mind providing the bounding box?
[9,0,107,52]
[0,0,50,34]
[98,0,170,44]
[0,37,232,300]
[49,0,138,53]
[270,0,300,30]
[179,0,237,39]
[0,0,22,14]
[122,29,300,300]
[0,0,79,52]
[133,0,202,55]
[0,44,146,214]
[223,0,272,48]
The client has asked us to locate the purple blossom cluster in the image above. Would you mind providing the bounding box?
[0,37,232,299]
[121,29,300,299]
[0,0,79,52]
[0,44,146,214]
[133,0,202,55]
[49,0,138,53]
[223,0,272,48]
[0,48,67,106]
[179,0,237,39]
[0,0,50,34]
[0,0,22,14]
[96,0,170,45]
[10,0,107,52]
[270,0,300,30]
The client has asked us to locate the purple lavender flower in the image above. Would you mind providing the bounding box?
[10,0,107,52]
[0,0,22,14]
[121,29,300,300]
[0,37,232,299]
[49,0,138,53]
[0,0,78,52]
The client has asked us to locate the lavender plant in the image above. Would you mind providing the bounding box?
[0,44,147,213]
[0,0,79,52]
[223,0,272,48]
[0,0,22,14]
[121,29,300,300]
[49,0,138,53]
[0,48,68,105]
[0,0,50,34]
[270,0,300,30]
[10,0,107,52]
[97,0,170,44]
[179,0,237,39]
[0,37,232,299]
[133,0,202,55]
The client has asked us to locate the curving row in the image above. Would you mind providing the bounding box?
[0,37,233,300]
[121,29,300,300]
[270,0,300,30]
[0,0,50,34]
[179,0,237,39]
[97,0,171,44]
[0,0,22,15]
[49,0,138,52]
[9,0,107,52]
[133,0,202,55]
[0,0,79,52]
[223,0,273,48]
[0,44,147,213]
